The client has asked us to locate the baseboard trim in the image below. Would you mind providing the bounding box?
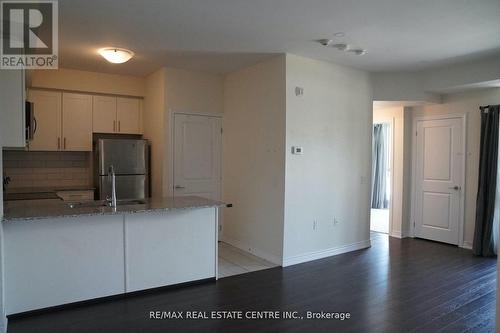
[7,278,215,319]
[220,236,282,266]
[461,241,473,250]
[390,230,405,239]
[282,240,371,267]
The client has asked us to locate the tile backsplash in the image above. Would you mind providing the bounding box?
[3,151,92,188]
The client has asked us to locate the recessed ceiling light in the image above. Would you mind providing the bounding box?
[332,43,349,51]
[333,32,345,37]
[317,39,333,46]
[348,49,367,56]
[98,48,134,64]
[317,38,366,55]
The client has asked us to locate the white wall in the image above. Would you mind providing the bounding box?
[402,106,413,237]
[143,68,167,198]
[372,56,500,102]
[222,55,286,265]
[163,67,224,195]
[371,72,441,103]
[165,67,223,115]
[144,67,224,198]
[422,56,500,93]
[30,68,146,97]
[373,106,407,238]
[410,88,500,247]
[283,54,373,265]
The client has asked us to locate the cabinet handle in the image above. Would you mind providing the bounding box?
[64,137,67,150]
[113,120,116,132]
[57,137,61,150]
[118,121,121,132]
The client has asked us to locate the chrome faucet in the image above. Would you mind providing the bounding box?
[107,165,117,208]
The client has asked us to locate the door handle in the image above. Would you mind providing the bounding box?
[64,137,67,150]
[57,137,61,150]
[174,185,185,189]
[449,186,461,191]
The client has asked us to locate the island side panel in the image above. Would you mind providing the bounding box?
[125,207,217,292]
[4,215,125,315]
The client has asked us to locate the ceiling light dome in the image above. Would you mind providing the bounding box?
[98,48,134,64]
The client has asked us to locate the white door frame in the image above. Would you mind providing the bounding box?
[409,113,467,247]
[167,110,223,198]
[371,118,394,236]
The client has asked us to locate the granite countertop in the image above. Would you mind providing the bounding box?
[2,196,227,222]
[4,186,97,201]
[5,186,96,194]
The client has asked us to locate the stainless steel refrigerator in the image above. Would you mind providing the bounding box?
[95,139,149,200]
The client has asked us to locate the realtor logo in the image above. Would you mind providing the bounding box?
[1,0,58,69]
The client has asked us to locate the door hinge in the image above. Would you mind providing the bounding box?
[221,128,223,134]
[415,131,418,136]
[413,220,416,227]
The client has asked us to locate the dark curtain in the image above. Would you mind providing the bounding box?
[473,105,500,257]
[371,123,388,209]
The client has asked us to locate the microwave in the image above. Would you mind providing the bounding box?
[25,101,35,142]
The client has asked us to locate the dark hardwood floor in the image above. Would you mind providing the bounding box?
[8,232,497,333]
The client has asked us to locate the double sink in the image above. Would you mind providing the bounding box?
[67,199,146,209]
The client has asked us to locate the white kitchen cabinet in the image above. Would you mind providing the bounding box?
[28,90,92,151]
[3,208,218,314]
[28,90,62,151]
[92,95,117,133]
[27,89,142,151]
[116,97,142,134]
[92,96,142,135]
[125,208,217,292]
[4,215,126,314]
[0,70,25,148]
[62,93,93,151]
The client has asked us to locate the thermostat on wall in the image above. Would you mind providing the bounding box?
[292,146,304,155]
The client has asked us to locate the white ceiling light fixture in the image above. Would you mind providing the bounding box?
[98,48,134,64]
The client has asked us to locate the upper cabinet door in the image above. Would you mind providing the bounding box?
[116,97,142,134]
[93,95,117,133]
[28,90,62,151]
[62,93,93,151]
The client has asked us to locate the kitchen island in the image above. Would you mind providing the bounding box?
[2,196,225,315]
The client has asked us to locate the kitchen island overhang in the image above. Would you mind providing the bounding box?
[2,196,225,315]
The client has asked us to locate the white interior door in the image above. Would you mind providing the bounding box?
[173,114,222,200]
[414,117,464,245]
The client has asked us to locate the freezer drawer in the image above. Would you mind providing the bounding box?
[98,139,148,175]
[99,175,146,200]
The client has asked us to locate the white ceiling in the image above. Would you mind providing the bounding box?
[59,0,500,76]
